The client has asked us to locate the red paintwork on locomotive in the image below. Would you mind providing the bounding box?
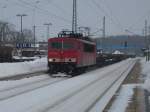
[48,37,96,68]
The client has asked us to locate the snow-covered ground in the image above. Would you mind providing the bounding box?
[108,84,136,112]
[141,58,150,92]
[0,75,66,101]
[1,56,149,112]
[108,57,150,112]
[0,58,137,112]
[13,56,40,60]
[0,57,48,78]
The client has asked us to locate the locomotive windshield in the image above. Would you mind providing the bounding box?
[51,42,62,49]
[63,43,74,49]
[50,41,74,49]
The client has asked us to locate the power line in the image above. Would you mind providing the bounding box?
[45,0,71,16]
[99,0,124,31]
[129,10,150,30]
[91,0,106,15]
[45,0,85,30]
[90,28,103,36]
[3,0,42,21]
[17,0,71,23]
[90,0,125,32]
[6,0,32,11]
[82,0,99,15]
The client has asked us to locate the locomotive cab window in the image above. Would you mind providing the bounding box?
[49,41,74,49]
[63,42,74,49]
[50,42,62,49]
[83,43,95,52]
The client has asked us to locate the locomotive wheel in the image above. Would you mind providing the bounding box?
[73,67,86,76]
[70,68,81,76]
[48,65,57,75]
[48,69,54,75]
[81,67,86,73]
[67,69,74,75]
[66,66,75,76]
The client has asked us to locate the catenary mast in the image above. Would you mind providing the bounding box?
[72,0,77,33]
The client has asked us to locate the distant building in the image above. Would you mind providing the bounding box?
[95,35,150,56]
[38,42,48,50]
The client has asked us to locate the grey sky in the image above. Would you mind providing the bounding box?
[0,0,150,41]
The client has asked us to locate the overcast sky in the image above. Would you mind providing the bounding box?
[0,0,150,41]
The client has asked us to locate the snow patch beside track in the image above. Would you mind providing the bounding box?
[0,57,48,78]
[0,58,137,112]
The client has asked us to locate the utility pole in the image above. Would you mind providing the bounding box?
[144,20,150,61]
[33,25,36,51]
[72,0,77,33]
[1,23,8,43]
[149,26,150,36]
[145,20,148,48]
[16,14,27,43]
[103,16,105,38]
[16,14,27,57]
[44,23,52,40]
[142,28,145,36]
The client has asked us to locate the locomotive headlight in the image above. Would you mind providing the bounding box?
[65,58,76,62]
[49,58,53,62]
[71,58,76,62]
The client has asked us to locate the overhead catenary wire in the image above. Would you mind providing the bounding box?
[89,0,125,33]
[17,0,71,23]
[99,0,125,31]
[90,28,103,36]
[2,0,47,23]
[44,0,71,16]
[2,0,73,41]
[129,10,150,30]
[82,0,99,16]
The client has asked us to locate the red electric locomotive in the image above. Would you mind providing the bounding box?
[48,31,96,76]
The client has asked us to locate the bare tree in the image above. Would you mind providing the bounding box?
[0,21,34,46]
[22,29,34,43]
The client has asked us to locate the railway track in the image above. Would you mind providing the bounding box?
[0,71,48,81]
[0,75,67,101]
[0,59,137,112]
[37,60,136,112]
